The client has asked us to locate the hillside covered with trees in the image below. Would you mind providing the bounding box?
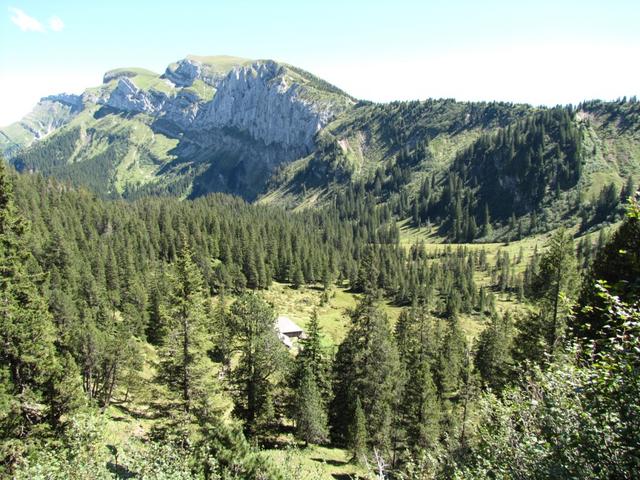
[266,98,639,242]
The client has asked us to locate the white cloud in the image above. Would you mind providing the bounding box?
[9,7,44,32]
[48,15,64,32]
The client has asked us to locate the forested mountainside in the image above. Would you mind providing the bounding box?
[265,98,640,240]
[1,54,639,479]
[1,157,639,478]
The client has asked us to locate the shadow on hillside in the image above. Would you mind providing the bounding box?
[106,445,136,479]
[107,461,136,479]
[113,402,160,420]
[311,457,348,467]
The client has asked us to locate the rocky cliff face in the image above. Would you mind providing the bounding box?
[0,94,83,156]
[104,77,168,115]
[163,59,203,87]
[24,95,83,138]
[195,61,336,154]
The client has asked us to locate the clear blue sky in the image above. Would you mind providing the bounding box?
[1,0,639,125]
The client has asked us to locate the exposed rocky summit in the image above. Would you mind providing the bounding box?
[163,59,202,87]
[95,58,350,153]
[42,93,83,109]
[104,77,168,115]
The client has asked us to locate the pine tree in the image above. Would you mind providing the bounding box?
[229,293,288,436]
[530,229,578,352]
[291,309,330,446]
[0,161,81,466]
[291,262,304,289]
[403,355,440,452]
[295,309,330,398]
[514,230,578,364]
[394,304,440,455]
[146,265,168,345]
[475,313,514,392]
[436,317,467,398]
[330,294,400,453]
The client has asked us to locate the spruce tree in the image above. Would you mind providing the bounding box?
[291,262,304,289]
[395,304,440,454]
[330,294,400,453]
[229,293,288,436]
[403,355,440,452]
[0,161,81,466]
[348,397,368,465]
[436,317,466,398]
[294,364,328,446]
[475,312,514,392]
[515,229,578,362]
[157,236,215,414]
[295,309,330,398]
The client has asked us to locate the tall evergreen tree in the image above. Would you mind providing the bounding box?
[394,304,440,456]
[474,312,514,392]
[294,309,331,398]
[348,397,368,465]
[294,364,328,446]
[0,161,81,470]
[157,236,215,414]
[573,195,640,341]
[229,293,288,436]
[292,309,330,445]
[436,317,467,398]
[515,229,578,362]
[330,294,400,454]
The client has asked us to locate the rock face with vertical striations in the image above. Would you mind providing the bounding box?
[195,60,340,154]
[0,94,83,157]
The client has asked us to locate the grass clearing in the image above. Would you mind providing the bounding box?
[263,282,406,347]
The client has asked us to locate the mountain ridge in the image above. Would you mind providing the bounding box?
[1,56,638,240]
